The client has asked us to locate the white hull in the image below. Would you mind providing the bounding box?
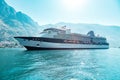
[16,38,109,50]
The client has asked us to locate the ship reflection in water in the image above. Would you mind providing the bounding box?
[0,48,120,80]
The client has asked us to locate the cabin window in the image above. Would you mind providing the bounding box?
[32,38,35,41]
[48,30,51,34]
[37,44,40,46]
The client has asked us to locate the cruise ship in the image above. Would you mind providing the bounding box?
[14,26,109,50]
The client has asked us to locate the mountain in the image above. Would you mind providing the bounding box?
[0,0,40,47]
[0,0,38,27]
[41,22,120,48]
[0,0,119,48]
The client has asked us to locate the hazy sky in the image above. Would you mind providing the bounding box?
[5,0,120,26]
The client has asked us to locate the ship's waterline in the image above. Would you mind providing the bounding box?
[15,37,109,50]
[14,27,109,50]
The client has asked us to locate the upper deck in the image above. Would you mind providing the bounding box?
[40,27,108,44]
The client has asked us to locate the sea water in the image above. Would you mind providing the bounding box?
[0,48,120,80]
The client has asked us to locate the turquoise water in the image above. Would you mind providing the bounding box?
[0,48,120,80]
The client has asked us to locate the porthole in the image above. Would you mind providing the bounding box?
[37,44,40,46]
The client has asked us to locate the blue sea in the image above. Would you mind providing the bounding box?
[0,48,120,80]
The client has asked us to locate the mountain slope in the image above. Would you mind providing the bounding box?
[0,0,40,47]
[0,0,38,27]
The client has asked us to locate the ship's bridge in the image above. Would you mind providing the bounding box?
[40,27,71,38]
